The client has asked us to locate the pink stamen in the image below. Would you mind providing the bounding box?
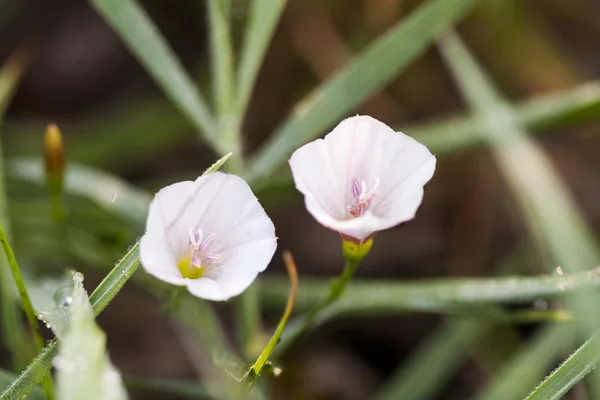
[188,229,222,267]
[347,177,380,217]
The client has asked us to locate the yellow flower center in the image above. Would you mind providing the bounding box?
[178,256,204,279]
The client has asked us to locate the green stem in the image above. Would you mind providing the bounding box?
[0,223,55,400]
[275,260,360,356]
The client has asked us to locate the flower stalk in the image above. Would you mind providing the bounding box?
[245,251,298,393]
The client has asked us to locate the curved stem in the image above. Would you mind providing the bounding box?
[274,259,360,357]
[0,223,55,400]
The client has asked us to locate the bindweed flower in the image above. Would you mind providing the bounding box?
[140,172,277,301]
[289,115,435,261]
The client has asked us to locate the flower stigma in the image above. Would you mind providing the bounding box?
[178,228,222,279]
[347,177,380,217]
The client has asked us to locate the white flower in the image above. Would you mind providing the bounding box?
[140,172,277,301]
[289,115,436,243]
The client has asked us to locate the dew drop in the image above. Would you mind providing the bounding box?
[72,272,84,284]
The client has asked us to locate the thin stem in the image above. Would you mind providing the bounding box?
[245,251,298,393]
[274,259,360,356]
[0,223,55,400]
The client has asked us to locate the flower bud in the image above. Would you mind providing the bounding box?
[44,124,66,193]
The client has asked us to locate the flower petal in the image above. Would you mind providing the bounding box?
[186,278,226,301]
[202,238,277,300]
[146,180,196,258]
[140,232,186,285]
[190,173,277,254]
[289,115,435,240]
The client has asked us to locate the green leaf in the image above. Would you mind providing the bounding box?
[208,0,235,120]
[375,319,489,400]
[438,30,600,397]
[8,158,150,230]
[236,0,287,116]
[472,324,574,400]
[261,270,600,314]
[0,370,43,400]
[0,50,32,371]
[56,272,127,400]
[0,243,140,400]
[524,333,600,400]
[246,0,477,183]
[88,0,219,151]
[407,79,600,154]
[373,250,528,400]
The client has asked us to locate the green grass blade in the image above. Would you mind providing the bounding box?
[208,0,235,119]
[246,0,476,183]
[472,324,574,400]
[0,370,43,400]
[373,251,527,400]
[0,51,33,370]
[0,244,140,400]
[439,31,600,398]
[375,318,489,400]
[88,0,218,150]
[236,0,287,117]
[409,79,600,154]
[8,158,150,230]
[524,333,600,400]
[261,270,600,314]
[207,0,242,164]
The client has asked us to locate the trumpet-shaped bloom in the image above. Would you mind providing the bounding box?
[140,172,277,301]
[289,115,436,243]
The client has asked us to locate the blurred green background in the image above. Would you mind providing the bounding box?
[2,0,600,399]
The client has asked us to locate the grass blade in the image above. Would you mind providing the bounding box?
[208,0,235,120]
[408,79,600,154]
[88,0,218,151]
[0,370,43,400]
[472,324,574,400]
[438,31,600,397]
[261,270,600,314]
[524,333,600,400]
[247,0,476,183]
[236,0,287,117]
[0,50,33,370]
[8,158,150,230]
[375,318,489,400]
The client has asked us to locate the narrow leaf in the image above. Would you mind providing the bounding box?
[88,0,218,150]
[524,333,600,400]
[261,269,600,314]
[237,0,287,116]
[472,324,574,400]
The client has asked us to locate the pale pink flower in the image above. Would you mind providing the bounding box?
[289,115,436,243]
[140,172,277,301]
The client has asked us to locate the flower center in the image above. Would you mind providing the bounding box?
[347,177,379,217]
[177,228,222,279]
